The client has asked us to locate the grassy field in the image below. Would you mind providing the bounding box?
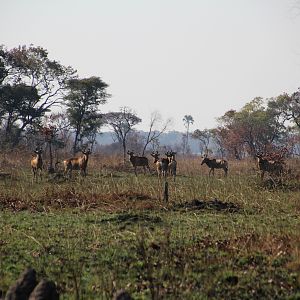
[1,152,300,299]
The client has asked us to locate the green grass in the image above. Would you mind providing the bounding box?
[1,167,300,299]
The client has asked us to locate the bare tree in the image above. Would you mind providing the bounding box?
[142,111,172,155]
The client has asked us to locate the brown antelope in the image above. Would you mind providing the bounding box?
[166,150,177,181]
[127,150,150,176]
[63,149,91,177]
[31,148,43,181]
[255,152,284,180]
[151,151,169,179]
[201,155,228,176]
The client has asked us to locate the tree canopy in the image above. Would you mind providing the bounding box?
[65,77,110,153]
[0,45,76,145]
[104,107,142,161]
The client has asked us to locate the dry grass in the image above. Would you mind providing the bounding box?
[1,150,300,298]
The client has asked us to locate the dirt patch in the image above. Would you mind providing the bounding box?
[0,195,28,211]
[175,198,241,213]
[99,212,163,226]
[111,192,150,201]
[0,190,156,212]
[195,233,292,257]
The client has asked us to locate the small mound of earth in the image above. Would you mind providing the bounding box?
[100,213,163,225]
[115,192,150,201]
[177,198,240,213]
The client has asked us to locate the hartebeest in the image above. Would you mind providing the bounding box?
[201,155,228,176]
[31,148,43,181]
[166,150,177,181]
[63,149,91,177]
[151,151,169,179]
[127,151,150,176]
[255,152,284,180]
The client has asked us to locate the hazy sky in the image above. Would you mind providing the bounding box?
[2,0,300,132]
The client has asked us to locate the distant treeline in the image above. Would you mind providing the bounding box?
[1,44,300,160]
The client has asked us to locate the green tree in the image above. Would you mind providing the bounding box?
[192,128,213,155]
[0,84,39,145]
[269,90,300,129]
[65,77,109,154]
[217,97,288,158]
[0,44,76,145]
[104,107,142,162]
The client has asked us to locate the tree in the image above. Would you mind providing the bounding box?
[192,129,213,155]
[217,97,288,158]
[216,110,245,159]
[0,84,39,145]
[65,77,109,154]
[269,90,300,129]
[182,115,194,154]
[0,45,76,145]
[40,113,71,172]
[210,127,227,158]
[104,107,142,162]
[141,111,172,155]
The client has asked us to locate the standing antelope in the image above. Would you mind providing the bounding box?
[151,151,169,179]
[255,153,284,180]
[127,151,150,176]
[31,148,43,182]
[166,150,177,181]
[201,155,228,176]
[63,149,91,178]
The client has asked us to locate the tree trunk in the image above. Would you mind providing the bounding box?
[122,139,127,163]
[73,126,80,155]
[48,141,55,173]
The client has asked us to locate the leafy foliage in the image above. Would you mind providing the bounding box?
[64,77,109,153]
[104,107,142,161]
[0,45,76,145]
[216,97,288,158]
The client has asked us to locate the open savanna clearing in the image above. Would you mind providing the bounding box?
[1,155,300,299]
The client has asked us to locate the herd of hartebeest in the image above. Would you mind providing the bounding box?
[30,147,289,182]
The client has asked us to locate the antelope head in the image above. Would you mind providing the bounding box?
[151,151,160,163]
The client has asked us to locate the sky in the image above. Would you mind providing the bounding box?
[2,0,300,132]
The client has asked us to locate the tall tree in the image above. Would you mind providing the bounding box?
[65,77,109,154]
[0,45,76,144]
[0,84,39,145]
[182,114,194,154]
[104,107,142,162]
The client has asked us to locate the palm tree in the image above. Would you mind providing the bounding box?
[183,115,194,154]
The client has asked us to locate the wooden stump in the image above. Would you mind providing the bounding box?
[163,181,169,203]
